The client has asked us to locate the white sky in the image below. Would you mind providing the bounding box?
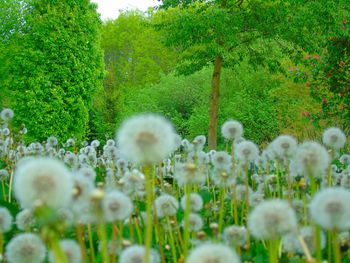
[91,0,157,20]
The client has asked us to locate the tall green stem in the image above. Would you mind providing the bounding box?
[143,165,154,263]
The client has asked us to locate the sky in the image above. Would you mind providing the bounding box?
[91,0,157,20]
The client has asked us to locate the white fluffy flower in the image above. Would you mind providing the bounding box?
[293,141,329,178]
[340,154,350,165]
[14,157,74,209]
[235,141,259,163]
[211,151,231,169]
[221,120,243,141]
[272,135,297,158]
[16,209,35,231]
[117,114,177,164]
[222,225,247,247]
[102,190,133,222]
[309,187,350,231]
[5,233,46,263]
[186,243,240,263]
[48,239,81,263]
[120,245,160,263]
[154,194,179,218]
[0,207,12,233]
[322,127,346,150]
[180,193,203,212]
[1,108,14,122]
[248,199,298,240]
[182,213,204,232]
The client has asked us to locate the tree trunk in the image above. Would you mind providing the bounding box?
[208,55,223,150]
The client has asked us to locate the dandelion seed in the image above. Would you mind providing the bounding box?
[16,209,35,231]
[182,213,203,232]
[14,157,74,209]
[180,193,203,212]
[235,141,259,164]
[154,194,178,218]
[193,135,206,151]
[293,141,329,178]
[77,166,96,181]
[91,139,100,148]
[120,245,160,263]
[222,225,247,247]
[5,233,46,263]
[48,239,81,263]
[322,127,346,150]
[272,135,297,158]
[117,114,177,164]
[0,207,12,233]
[309,187,350,230]
[0,169,9,181]
[102,190,133,222]
[186,243,240,263]
[0,108,14,122]
[340,154,350,165]
[248,199,298,240]
[211,151,231,169]
[221,120,243,141]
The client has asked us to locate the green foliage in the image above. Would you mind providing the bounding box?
[92,11,178,138]
[0,0,104,142]
[119,61,280,146]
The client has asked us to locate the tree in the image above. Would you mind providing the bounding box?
[93,11,177,137]
[0,0,104,141]
[154,0,350,149]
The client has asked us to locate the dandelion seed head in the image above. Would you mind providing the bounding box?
[102,190,133,222]
[1,108,14,122]
[248,199,298,240]
[323,127,346,150]
[221,120,243,141]
[120,245,160,263]
[48,239,81,263]
[309,187,350,230]
[117,114,177,164]
[0,207,12,234]
[222,225,247,247]
[272,135,297,158]
[154,194,178,218]
[235,141,259,163]
[5,233,46,263]
[14,157,74,209]
[180,193,203,212]
[16,209,35,231]
[293,141,329,178]
[186,243,240,263]
[211,151,231,169]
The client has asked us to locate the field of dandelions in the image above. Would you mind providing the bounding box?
[0,107,350,263]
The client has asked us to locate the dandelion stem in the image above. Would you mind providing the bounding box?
[76,223,88,262]
[143,165,154,263]
[218,187,226,234]
[166,216,178,263]
[333,229,341,263]
[87,224,95,262]
[97,222,110,263]
[183,183,191,258]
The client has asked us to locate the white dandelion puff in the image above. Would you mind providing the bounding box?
[117,114,177,164]
[221,120,243,141]
[322,127,346,150]
[14,157,74,209]
[102,190,133,222]
[186,243,240,263]
[154,194,179,218]
[120,245,160,263]
[248,199,298,240]
[309,187,350,231]
[180,193,203,212]
[5,233,46,263]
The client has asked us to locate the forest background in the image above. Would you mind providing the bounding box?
[0,0,349,149]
